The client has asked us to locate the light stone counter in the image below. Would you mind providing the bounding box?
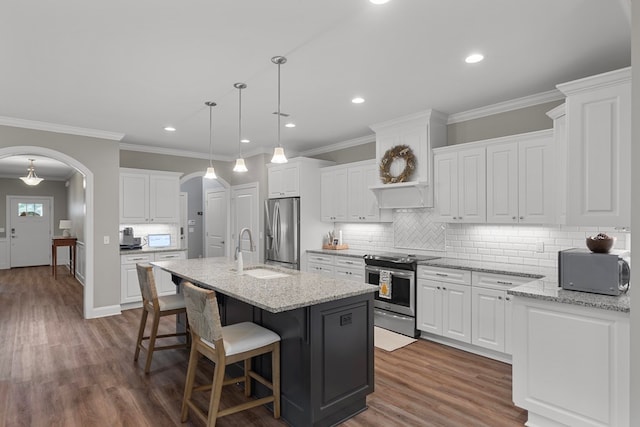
[152,257,378,313]
[306,248,369,259]
[120,247,187,255]
[416,257,630,313]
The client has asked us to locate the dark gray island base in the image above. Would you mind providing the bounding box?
[158,258,376,427]
[222,291,374,427]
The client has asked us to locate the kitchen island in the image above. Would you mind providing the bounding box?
[151,257,378,427]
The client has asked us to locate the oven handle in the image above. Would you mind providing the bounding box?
[365,265,415,280]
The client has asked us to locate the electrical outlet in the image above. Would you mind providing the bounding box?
[104,236,110,244]
[535,241,544,253]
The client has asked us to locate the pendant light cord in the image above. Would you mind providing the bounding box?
[277,60,281,148]
[238,86,243,156]
[208,104,213,167]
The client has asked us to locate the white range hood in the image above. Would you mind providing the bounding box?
[369,109,448,209]
[369,181,431,209]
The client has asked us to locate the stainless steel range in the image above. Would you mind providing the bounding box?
[364,252,440,338]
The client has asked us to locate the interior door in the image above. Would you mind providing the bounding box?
[205,189,227,257]
[179,192,188,251]
[231,183,259,264]
[9,197,52,267]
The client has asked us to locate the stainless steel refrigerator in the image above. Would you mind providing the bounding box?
[264,197,300,270]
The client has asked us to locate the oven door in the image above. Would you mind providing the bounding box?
[365,265,415,317]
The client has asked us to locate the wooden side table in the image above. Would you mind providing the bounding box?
[52,237,77,280]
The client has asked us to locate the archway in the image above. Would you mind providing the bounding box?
[0,146,95,319]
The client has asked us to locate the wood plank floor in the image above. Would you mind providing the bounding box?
[0,266,527,426]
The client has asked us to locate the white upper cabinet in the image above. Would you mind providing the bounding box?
[546,104,567,224]
[434,146,486,223]
[120,169,181,224]
[557,67,631,227]
[486,131,555,224]
[320,167,348,222]
[320,160,391,223]
[268,162,300,198]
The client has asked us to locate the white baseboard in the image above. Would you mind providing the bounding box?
[87,304,122,319]
[0,238,8,270]
[418,332,512,364]
[120,301,143,311]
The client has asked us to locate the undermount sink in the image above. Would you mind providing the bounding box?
[241,267,290,279]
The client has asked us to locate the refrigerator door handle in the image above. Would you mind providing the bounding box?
[264,201,273,251]
[293,198,299,263]
[273,201,281,256]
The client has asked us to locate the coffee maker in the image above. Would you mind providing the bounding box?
[121,227,142,248]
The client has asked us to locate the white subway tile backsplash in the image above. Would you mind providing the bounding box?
[336,211,630,268]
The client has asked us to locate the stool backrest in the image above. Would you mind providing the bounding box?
[136,263,159,310]
[182,282,223,343]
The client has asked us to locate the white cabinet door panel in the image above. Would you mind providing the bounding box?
[518,137,554,224]
[471,287,505,352]
[434,152,458,221]
[458,147,486,223]
[486,143,518,223]
[441,283,471,343]
[417,279,443,335]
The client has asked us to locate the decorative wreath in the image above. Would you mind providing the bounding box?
[379,144,416,184]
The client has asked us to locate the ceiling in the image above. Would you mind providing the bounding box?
[0,0,631,178]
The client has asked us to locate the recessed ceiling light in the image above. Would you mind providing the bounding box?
[352,97,365,104]
[164,126,176,132]
[370,0,390,4]
[285,123,296,128]
[465,53,484,64]
[241,139,250,144]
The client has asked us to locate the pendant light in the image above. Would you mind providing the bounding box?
[271,55,288,164]
[233,83,248,173]
[20,159,44,186]
[204,101,217,179]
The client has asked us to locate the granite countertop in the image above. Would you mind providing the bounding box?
[417,257,552,279]
[120,247,187,255]
[417,257,630,313]
[152,257,378,313]
[508,278,630,313]
[306,249,369,259]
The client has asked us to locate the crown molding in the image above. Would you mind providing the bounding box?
[120,142,279,163]
[446,89,564,124]
[370,109,447,133]
[0,116,124,141]
[300,134,375,157]
[556,67,631,96]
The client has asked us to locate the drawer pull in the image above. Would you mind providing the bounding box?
[497,280,513,285]
[131,257,145,261]
[436,273,448,277]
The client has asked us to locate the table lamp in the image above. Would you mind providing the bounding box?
[59,220,72,237]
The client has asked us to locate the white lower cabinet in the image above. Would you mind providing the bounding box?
[512,296,629,427]
[306,252,364,281]
[471,271,532,355]
[417,266,472,343]
[417,266,533,355]
[120,250,186,305]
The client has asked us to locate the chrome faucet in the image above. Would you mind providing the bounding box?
[235,227,255,260]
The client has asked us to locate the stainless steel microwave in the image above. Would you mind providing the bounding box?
[558,248,630,296]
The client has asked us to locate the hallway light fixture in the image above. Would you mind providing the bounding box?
[271,55,288,164]
[233,83,248,173]
[204,101,217,179]
[20,159,44,186]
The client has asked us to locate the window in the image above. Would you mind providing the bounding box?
[18,203,44,217]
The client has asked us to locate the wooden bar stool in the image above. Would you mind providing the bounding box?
[134,263,189,374]
[181,281,281,426]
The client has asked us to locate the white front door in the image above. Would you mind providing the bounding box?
[231,183,259,264]
[9,196,53,267]
[205,189,227,257]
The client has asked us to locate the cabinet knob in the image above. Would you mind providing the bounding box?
[498,296,503,300]
[512,216,517,220]
[452,216,457,220]
[437,286,441,290]
[519,216,524,220]
[442,287,447,290]
[506,297,511,301]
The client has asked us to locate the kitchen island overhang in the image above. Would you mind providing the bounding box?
[152,257,378,427]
